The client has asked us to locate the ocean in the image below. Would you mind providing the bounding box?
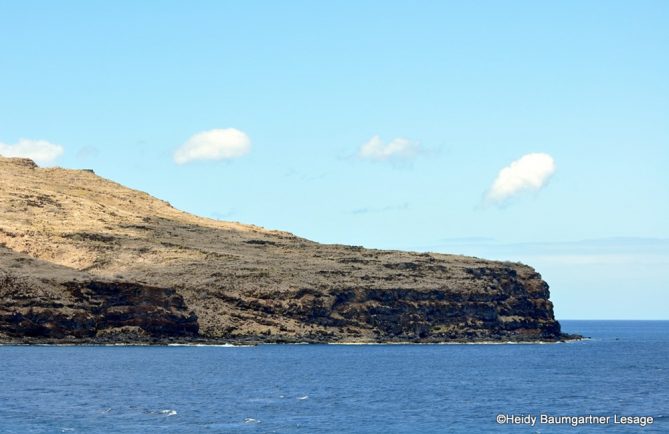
[0,321,667,433]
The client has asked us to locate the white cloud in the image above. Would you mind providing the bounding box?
[0,138,64,164]
[358,135,420,160]
[174,128,251,164]
[486,153,556,203]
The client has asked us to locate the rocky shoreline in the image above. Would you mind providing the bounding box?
[0,334,584,346]
[0,156,578,344]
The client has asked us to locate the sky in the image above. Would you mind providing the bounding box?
[1,1,667,319]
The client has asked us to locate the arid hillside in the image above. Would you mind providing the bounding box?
[0,156,568,343]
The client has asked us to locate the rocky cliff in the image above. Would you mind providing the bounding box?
[0,156,571,344]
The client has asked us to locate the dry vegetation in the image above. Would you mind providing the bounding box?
[0,156,565,343]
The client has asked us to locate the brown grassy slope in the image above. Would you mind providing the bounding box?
[0,156,564,342]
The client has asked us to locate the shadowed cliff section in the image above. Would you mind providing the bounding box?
[0,156,572,343]
[0,247,198,343]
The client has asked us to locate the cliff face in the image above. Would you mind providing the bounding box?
[0,156,567,343]
[0,248,198,341]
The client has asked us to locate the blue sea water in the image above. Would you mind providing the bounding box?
[0,321,667,433]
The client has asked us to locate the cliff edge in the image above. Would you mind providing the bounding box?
[0,156,572,343]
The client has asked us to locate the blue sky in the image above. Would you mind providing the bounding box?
[1,1,667,319]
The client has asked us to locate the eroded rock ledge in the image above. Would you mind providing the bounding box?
[0,156,576,344]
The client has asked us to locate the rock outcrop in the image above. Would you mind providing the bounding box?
[0,156,572,343]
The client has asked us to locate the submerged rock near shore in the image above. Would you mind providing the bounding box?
[0,156,572,344]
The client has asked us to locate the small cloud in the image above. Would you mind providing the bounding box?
[486,153,555,204]
[0,138,64,164]
[174,128,251,164]
[438,236,496,244]
[351,202,409,215]
[75,146,99,161]
[358,135,420,160]
[211,209,236,220]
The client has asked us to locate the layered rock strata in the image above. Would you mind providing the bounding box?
[0,156,572,343]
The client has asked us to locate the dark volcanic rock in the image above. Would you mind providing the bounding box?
[0,156,574,344]
[0,250,197,342]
